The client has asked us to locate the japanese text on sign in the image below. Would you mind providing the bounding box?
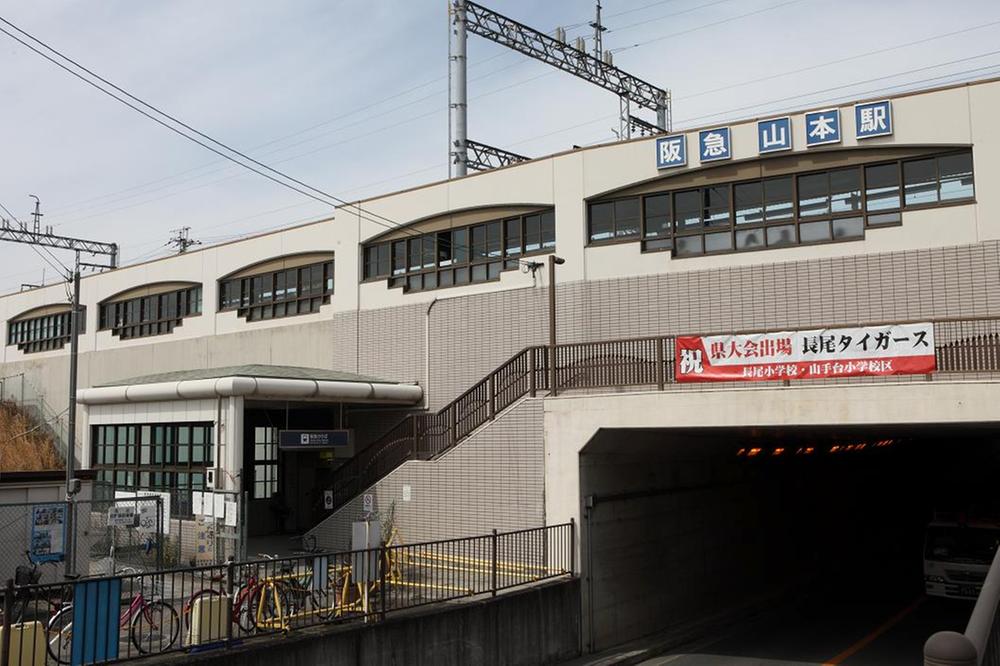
[676,323,935,383]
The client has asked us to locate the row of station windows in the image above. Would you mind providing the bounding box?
[98,286,202,340]
[4,151,979,352]
[587,150,974,255]
[362,210,555,292]
[219,259,334,322]
[7,308,85,354]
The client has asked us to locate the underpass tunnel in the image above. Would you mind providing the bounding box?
[579,424,1000,655]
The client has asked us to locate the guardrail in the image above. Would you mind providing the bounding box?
[0,522,574,665]
[329,317,1000,513]
[925,545,1000,666]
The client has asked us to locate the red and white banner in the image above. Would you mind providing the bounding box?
[675,323,935,383]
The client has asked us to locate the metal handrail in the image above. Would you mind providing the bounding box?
[331,317,1000,514]
[925,545,1000,665]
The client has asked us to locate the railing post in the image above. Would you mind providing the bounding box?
[488,374,496,420]
[529,348,537,397]
[379,542,387,621]
[225,558,235,645]
[449,406,457,447]
[411,417,419,459]
[655,337,665,390]
[491,529,498,597]
[569,518,576,576]
[1,578,12,666]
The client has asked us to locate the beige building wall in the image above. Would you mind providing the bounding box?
[0,79,998,468]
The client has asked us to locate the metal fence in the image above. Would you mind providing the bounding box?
[0,522,574,665]
[0,496,167,587]
[0,372,69,461]
[330,316,1000,513]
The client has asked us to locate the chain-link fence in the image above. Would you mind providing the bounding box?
[0,372,69,461]
[92,483,244,570]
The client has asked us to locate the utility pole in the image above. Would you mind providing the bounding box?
[449,0,469,178]
[168,226,201,254]
[548,255,565,397]
[589,1,606,61]
[0,205,117,579]
[449,0,671,172]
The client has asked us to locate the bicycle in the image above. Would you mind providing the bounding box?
[0,552,69,626]
[46,571,179,664]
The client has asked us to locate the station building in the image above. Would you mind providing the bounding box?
[3,78,1000,649]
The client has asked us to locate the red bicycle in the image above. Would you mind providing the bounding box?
[46,571,179,664]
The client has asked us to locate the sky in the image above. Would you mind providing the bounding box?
[0,0,997,293]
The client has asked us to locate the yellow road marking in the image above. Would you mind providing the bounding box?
[823,596,925,665]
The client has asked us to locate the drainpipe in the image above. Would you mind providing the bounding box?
[424,297,439,410]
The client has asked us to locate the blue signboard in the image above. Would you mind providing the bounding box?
[71,578,122,665]
[805,109,841,147]
[29,503,67,563]
[698,127,731,162]
[655,135,687,169]
[855,100,892,139]
[758,117,792,154]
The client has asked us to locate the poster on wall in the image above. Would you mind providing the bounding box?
[675,323,935,383]
[29,503,67,563]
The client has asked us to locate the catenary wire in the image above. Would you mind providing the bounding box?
[0,17,553,271]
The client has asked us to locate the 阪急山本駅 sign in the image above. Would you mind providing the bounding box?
[675,323,935,383]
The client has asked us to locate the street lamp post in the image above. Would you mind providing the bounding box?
[548,255,565,396]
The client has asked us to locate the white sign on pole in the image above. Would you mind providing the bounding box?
[192,491,205,516]
[107,505,137,527]
[224,501,238,528]
[115,491,170,536]
[362,493,374,514]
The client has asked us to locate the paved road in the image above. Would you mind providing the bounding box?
[640,585,972,666]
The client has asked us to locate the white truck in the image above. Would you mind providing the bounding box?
[924,514,1000,599]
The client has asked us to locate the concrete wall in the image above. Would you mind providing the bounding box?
[311,399,545,550]
[166,579,580,666]
[579,434,785,650]
[544,381,1000,536]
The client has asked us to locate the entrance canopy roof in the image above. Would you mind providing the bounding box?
[77,364,422,406]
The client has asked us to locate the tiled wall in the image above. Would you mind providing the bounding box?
[351,240,1000,412]
[311,398,544,550]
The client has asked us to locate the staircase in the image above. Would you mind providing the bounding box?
[329,334,679,511]
[329,315,1000,512]
[330,345,552,510]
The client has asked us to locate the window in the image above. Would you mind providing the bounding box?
[91,422,213,518]
[7,308,85,354]
[363,208,555,292]
[586,150,975,258]
[98,286,201,340]
[587,200,639,242]
[219,259,334,321]
[642,194,671,251]
[253,427,279,500]
[904,158,938,206]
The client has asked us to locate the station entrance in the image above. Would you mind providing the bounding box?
[580,424,1000,661]
[243,403,346,538]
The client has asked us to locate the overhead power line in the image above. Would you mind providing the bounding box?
[0,15,404,232]
[611,0,812,53]
[0,14,556,271]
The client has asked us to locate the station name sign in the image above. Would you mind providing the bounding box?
[675,322,935,383]
[656,100,893,170]
[279,429,353,450]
